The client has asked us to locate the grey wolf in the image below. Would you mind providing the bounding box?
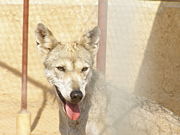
[35,23,180,135]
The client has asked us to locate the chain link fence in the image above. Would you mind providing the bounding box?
[0,0,180,135]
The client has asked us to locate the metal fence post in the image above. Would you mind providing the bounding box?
[97,0,108,74]
[16,0,31,135]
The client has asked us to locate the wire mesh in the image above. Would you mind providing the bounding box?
[0,1,97,135]
[0,0,180,135]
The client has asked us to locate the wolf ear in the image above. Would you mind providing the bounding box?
[35,23,58,55]
[81,26,100,56]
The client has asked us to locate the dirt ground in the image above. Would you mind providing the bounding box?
[0,78,60,135]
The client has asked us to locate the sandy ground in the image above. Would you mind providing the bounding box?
[0,85,60,135]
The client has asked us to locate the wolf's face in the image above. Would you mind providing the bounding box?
[35,23,100,120]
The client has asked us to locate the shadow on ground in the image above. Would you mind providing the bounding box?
[0,61,54,131]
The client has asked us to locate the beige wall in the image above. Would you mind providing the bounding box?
[107,0,180,115]
[0,0,97,4]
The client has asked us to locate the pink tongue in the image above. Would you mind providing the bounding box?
[65,102,80,120]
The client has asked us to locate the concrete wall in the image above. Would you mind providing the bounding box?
[106,0,180,115]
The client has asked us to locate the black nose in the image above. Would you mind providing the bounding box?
[70,90,83,103]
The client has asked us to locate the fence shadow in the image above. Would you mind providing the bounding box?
[0,61,54,131]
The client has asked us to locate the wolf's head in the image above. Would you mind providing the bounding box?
[35,23,100,120]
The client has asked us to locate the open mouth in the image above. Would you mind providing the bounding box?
[55,86,80,121]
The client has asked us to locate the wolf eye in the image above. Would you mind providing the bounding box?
[81,67,89,72]
[57,66,66,72]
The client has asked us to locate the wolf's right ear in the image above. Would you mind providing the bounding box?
[35,23,58,55]
[80,26,100,57]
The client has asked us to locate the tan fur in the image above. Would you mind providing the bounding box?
[35,23,180,135]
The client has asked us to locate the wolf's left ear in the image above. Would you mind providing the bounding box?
[35,23,58,55]
[81,26,100,56]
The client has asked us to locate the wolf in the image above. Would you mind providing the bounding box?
[35,23,180,135]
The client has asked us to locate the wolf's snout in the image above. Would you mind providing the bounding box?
[70,90,83,103]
